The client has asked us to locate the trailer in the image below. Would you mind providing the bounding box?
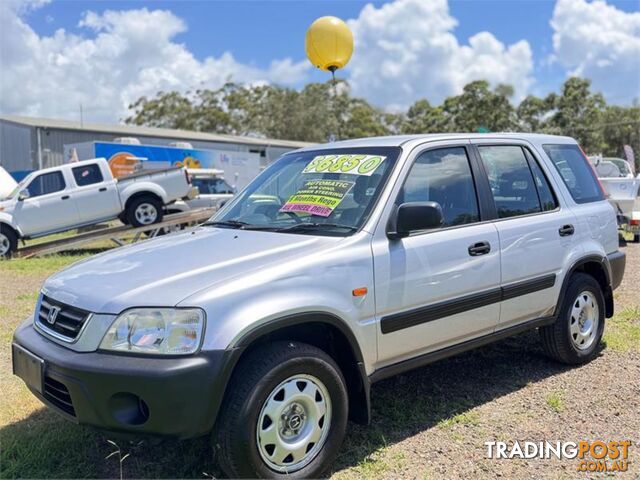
[14,208,215,258]
[65,140,262,191]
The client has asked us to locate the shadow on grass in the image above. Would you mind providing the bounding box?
[1,331,596,479]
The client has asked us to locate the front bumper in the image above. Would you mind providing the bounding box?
[12,320,236,439]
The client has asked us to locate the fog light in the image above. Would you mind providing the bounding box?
[109,392,150,426]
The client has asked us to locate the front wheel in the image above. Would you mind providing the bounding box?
[216,341,348,479]
[0,225,18,258]
[539,273,605,364]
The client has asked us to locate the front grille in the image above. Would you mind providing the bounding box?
[36,295,90,342]
[43,376,76,416]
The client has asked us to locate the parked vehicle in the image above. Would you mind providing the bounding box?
[588,155,640,242]
[0,158,196,257]
[167,168,236,215]
[13,134,625,478]
[0,166,18,200]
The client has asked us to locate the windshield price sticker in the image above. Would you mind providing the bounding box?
[280,180,354,217]
[303,154,386,176]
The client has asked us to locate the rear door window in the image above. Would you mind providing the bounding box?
[478,146,542,218]
[525,149,558,212]
[72,164,104,186]
[543,144,604,204]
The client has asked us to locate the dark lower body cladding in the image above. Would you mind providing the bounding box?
[607,251,625,291]
[12,320,232,439]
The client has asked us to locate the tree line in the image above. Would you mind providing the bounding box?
[126,77,640,163]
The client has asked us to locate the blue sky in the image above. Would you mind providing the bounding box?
[2,0,639,122]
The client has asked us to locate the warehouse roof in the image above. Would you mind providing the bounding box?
[0,115,313,149]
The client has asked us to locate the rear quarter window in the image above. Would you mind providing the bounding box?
[542,144,604,204]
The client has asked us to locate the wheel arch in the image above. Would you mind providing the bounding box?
[0,220,21,239]
[557,255,613,318]
[123,191,164,212]
[224,312,371,425]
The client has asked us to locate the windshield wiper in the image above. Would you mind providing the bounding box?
[202,220,251,229]
[202,220,281,231]
[276,222,358,233]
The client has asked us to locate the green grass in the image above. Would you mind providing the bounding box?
[604,306,640,353]
[545,390,565,413]
[437,410,481,429]
[0,253,90,274]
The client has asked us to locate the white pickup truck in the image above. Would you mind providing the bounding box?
[0,158,195,257]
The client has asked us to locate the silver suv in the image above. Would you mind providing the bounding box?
[13,134,625,478]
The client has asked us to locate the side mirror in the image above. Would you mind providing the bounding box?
[18,190,30,201]
[387,201,444,239]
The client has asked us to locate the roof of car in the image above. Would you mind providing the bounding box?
[294,132,576,152]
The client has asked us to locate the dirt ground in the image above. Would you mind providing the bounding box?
[1,244,639,479]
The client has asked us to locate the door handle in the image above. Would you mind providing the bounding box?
[468,241,491,256]
[99,187,107,192]
[559,224,575,236]
[61,195,70,200]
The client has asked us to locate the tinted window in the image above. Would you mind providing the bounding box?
[399,147,479,227]
[525,150,558,211]
[72,164,103,186]
[479,146,541,218]
[543,144,604,204]
[27,172,65,197]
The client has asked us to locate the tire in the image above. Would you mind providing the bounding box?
[539,273,605,365]
[0,225,18,259]
[125,195,164,228]
[633,234,640,244]
[216,341,348,479]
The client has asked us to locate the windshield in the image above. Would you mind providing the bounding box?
[211,147,401,235]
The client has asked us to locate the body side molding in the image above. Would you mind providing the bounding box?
[381,274,556,334]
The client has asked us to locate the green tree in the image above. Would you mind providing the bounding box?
[442,81,516,132]
[517,94,555,132]
[126,91,198,130]
[599,104,640,168]
[400,99,447,134]
[546,77,606,151]
[125,77,639,157]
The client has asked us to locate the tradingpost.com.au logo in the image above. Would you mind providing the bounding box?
[485,440,633,473]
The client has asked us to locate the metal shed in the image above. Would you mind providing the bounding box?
[0,115,312,179]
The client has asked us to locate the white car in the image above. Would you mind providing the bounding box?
[0,158,196,257]
[166,169,236,216]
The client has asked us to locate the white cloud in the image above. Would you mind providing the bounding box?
[551,0,640,104]
[0,1,310,122]
[346,0,534,109]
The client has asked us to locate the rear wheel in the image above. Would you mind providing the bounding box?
[633,233,640,244]
[539,273,605,364]
[216,341,348,479]
[0,225,18,259]
[126,196,164,228]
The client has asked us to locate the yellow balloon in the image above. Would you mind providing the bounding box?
[305,16,353,72]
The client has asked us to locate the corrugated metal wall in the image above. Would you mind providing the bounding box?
[1,120,298,174]
[0,121,34,171]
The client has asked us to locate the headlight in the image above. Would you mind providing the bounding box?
[100,308,205,355]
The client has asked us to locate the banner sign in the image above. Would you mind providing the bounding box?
[302,154,386,176]
[280,179,355,217]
